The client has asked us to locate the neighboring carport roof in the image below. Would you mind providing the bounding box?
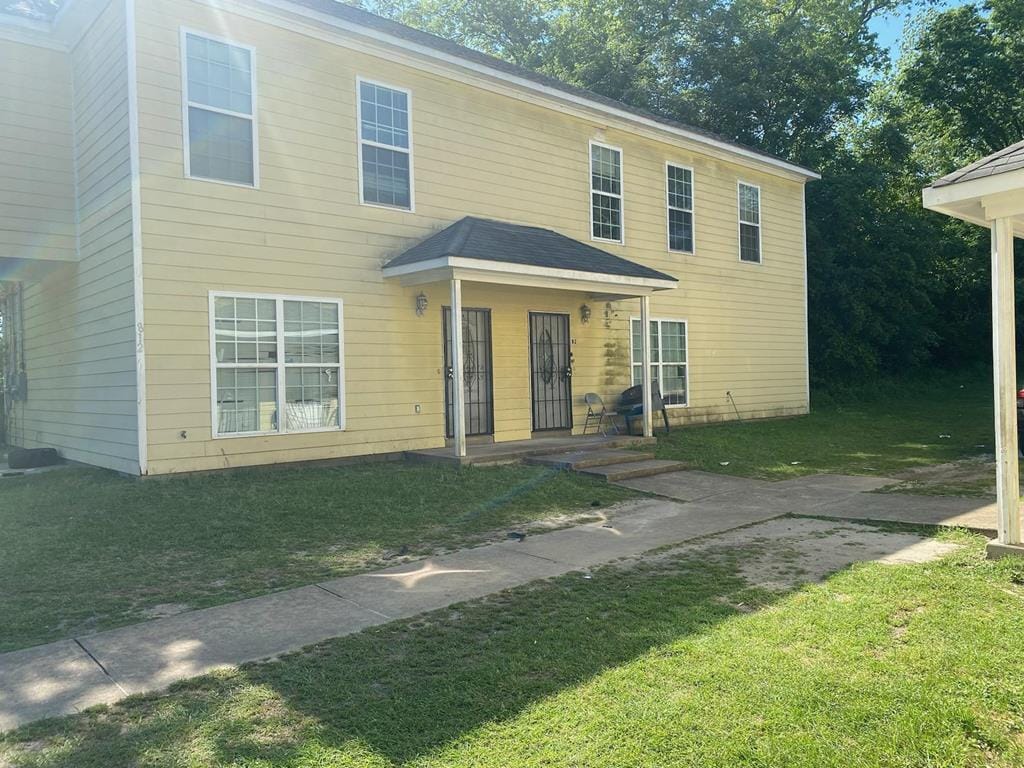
[922,139,1024,237]
[930,140,1024,188]
[384,216,677,284]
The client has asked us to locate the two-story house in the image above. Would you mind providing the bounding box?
[0,0,818,475]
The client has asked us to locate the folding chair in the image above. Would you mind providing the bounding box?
[582,392,619,435]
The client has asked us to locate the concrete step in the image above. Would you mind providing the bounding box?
[580,459,688,482]
[527,449,655,470]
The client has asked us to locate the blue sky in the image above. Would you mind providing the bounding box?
[868,0,971,60]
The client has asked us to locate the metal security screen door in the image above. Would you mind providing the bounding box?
[443,307,494,438]
[529,312,573,431]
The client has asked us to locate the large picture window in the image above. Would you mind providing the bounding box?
[630,318,688,406]
[211,293,344,436]
[590,142,623,242]
[182,30,257,186]
[667,164,694,253]
[358,79,413,209]
[738,182,762,263]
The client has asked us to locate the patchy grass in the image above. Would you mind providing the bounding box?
[653,374,992,480]
[0,462,637,652]
[4,527,1024,767]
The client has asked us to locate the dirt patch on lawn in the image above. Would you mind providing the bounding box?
[655,517,961,592]
[878,457,1004,498]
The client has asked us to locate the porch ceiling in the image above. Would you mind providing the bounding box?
[382,216,678,296]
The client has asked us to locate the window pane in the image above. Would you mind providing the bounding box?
[739,184,760,224]
[668,208,693,252]
[591,192,621,241]
[216,367,276,433]
[283,300,341,364]
[740,222,761,262]
[667,166,692,210]
[590,144,621,195]
[661,322,685,363]
[662,364,687,405]
[189,106,254,185]
[214,295,277,364]
[186,34,252,114]
[362,145,411,208]
[360,81,410,149]
[285,367,340,429]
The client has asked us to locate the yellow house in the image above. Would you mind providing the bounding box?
[0,0,818,475]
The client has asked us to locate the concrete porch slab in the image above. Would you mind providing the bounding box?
[987,541,1024,559]
[0,640,123,731]
[78,585,386,695]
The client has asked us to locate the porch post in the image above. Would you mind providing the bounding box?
[450,278,467,458]
[640,294,653,438]
[991,216,1020,545]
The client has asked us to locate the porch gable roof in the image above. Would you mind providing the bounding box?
[382,216,678,294]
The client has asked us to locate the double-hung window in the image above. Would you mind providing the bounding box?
[182,31,257,186]
[590,142,623,242]
[667,164,694,252]
[738,182,762,263]
[631,318,688,406]
[358,79,413,209]
[211,293,344,436]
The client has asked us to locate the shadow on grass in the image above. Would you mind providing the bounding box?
[3,544,771,767]
[4,520,992,768]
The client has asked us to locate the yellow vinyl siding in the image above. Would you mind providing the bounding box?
[4,0,140,474]
[0,40,76,263]
[134,0,808,473]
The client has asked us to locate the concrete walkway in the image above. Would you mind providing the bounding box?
[0,470,997,732]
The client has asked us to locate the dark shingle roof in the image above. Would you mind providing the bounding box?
[930,139,1024,188]
[285,0,816,178]
[385,216,677,283]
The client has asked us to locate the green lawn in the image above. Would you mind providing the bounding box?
[5,528,1024,767]
[653,374,993,480]
[0,463,635,652]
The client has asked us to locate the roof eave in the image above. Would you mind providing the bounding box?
[382,255,678,296]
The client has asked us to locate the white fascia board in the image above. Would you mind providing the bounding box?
[225,0,818,182]
[923,168,1024,210]
[382,255,677,294]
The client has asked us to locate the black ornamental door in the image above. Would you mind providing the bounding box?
[529,312,573,431]
[443,307,494,438]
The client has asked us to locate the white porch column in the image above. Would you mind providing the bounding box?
[991,216,1020,545]
[450,278,467,458]
[640,294,653,438]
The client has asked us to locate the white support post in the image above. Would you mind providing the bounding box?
[640,294,653,438]
[991,217,1020,545]
[450,279,467,458]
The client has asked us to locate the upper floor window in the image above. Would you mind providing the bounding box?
[590,142,623,242]
[358,79,413,209]
[667,164,694,253]
[182,31,257,187]
[738,182,761,263]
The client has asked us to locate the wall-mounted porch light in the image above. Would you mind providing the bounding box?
[415,292,428,316]
[579,303,592,325]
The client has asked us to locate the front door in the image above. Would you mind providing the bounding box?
[529,312,573,431]
[443,307,494,438]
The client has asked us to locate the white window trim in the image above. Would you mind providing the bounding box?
[356,75,416,212]
[180,27,260,189]
[629,316,690,408]
[589,139,625,244]
[208,290,346,439]
[737,180,763,265]
[666,161,696,254]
